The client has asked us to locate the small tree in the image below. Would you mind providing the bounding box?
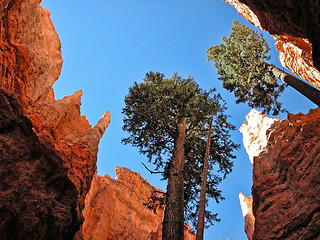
[122,72,238,240]
[207,21,320,115]
[196,115,213,240]
[183,109,238,232]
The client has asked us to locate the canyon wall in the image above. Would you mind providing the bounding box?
[225,2,320,238]
[240,108,320,239]
[82,167,196,240]
[0,0,110,239]
[224,0,320,90]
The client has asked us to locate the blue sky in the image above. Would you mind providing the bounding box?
[41,0,316,239]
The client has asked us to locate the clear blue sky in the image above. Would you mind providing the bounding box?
[41,0,316,239]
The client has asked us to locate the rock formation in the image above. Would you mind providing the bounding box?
[239,193,255,240]
[240,108,320,239]
[0,0,110,239]
[81,167,196,240]
[82,167,164,240]
[239,109,279,164]
[224,0,320,90]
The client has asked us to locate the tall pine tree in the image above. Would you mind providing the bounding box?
[122,72,238,239]
[207,21,320,115]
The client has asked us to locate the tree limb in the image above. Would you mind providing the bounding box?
[141,162,165,174]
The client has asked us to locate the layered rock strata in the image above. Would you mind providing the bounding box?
[240,108,320,239]
[0,0,110,238]
[224,0,320,90]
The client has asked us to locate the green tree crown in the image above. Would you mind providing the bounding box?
[207,21,286,115]
[122,71,239,227]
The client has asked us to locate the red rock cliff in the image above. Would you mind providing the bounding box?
[82,167,165,240]
[82,167,196,240]
[240,108,320,239]
[224,0,320,90]
[0,0,110,238]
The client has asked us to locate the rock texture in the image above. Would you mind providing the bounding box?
[0,0,110,239]
[82,167,165,240]
[239,109,279,164]
[0,89,80,239]
[82,167,196,240]
[240,108,320,239]
[224,0,320,90]
[239,193,255,240]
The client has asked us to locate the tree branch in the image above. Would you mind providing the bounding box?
[159,120,176,138]
[141,162,165,174]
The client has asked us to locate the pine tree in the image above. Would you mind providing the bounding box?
[122,71,238,239]
[196,115,213,240]
[207,21,320,115]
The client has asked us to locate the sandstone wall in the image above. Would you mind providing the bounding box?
[0,0,110,238]
[82,167,196,240]
[82,167,165,240]
[224,0,320,90]
[240,108,320,239]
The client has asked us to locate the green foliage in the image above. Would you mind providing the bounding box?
[207,21,286,115]
[122,71,239,227]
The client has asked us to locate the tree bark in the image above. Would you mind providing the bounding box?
[162,118,186,240]
[196,116,213,240]
[267,64,320,107]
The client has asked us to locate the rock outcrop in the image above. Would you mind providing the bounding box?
[0,88,80,239]
[82,167,165,240]
[240,108,320,239]
[82,167,196,240]
[239,193,255,240]
[0,0,110,238]
[239,109,279,164]
[224,0,320,90]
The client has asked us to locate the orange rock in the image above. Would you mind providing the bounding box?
[82,167,165,240]
[82,167,196,240]
[0,0,110,238]
[240,108,320,239]
[239,193,255,240]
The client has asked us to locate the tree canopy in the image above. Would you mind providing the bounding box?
[207,21,286,115]
[122,71,238,236]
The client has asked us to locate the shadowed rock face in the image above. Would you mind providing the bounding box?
[0,0,110,239]
[0,89,80,239]
[224,0,320,90]
[236,0,320,74]
[240,108,320,240]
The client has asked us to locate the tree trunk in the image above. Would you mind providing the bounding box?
[196,116,213,240]
[162,118,187,240]
[267,64,320,107]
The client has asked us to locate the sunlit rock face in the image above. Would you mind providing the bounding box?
[239,109,279,164]
[82,167,165,240]
[224,0,320,90]
[82,167,196,240]
[239,193,255,240]
[0,0,110,238]
[240,108,320,239]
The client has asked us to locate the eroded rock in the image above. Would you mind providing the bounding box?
[0,0,110,238]
[240,108,320,239]
[82,167,165,240]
